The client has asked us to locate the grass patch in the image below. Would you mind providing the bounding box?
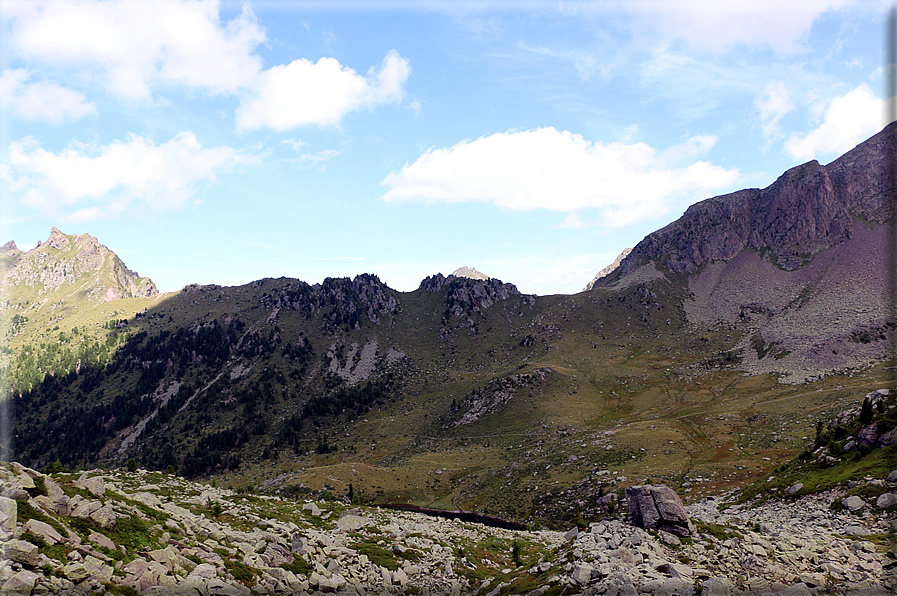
[282,554,313,576]
[226,559,256,586]
[355,542,399,571]
[694,520,742,541]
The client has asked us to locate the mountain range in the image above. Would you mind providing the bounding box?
[1,124,896,529]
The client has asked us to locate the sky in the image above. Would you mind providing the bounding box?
[0,0,892,296]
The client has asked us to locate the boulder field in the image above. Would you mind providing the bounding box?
[0,464,894,595]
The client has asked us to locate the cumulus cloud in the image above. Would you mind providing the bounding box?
[4,0,265,100]
[625,0,852,54]
[757,81,794,140]
[3,132,260,221]
[785,84,885,162]
[3,0,411,128]
[381,128,740,227]
[236,50,410,131]
[0,69,97,123]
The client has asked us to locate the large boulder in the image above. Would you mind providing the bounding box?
[625,484,693,537]
[74,473,105,498]
[5,539,40,566]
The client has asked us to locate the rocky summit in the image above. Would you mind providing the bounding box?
[595,123,897,383]
[0,463,894,595]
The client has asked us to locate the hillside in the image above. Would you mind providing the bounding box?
[2,126,896,534]
[597,123,897,383]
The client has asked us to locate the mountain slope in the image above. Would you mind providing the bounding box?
[4,127,897,527]
[597,123,896,382]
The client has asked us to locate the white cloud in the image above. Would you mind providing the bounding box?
[282,139,307,151]
[236,50,410,131]
[625,0,853,54]
[5,0,265,100]
[0,69,97,123]
[4,132,260,220]
[785,84,885,162]
[297,149,342,164]
[381,128,740,227]
[757,81,794,140]
[4,1,411,128]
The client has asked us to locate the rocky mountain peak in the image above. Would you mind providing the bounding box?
[451,266,490,280]
[602,122,897,283]
[45,226,70,250]
[0,240,19,257]
[3,228,158,304]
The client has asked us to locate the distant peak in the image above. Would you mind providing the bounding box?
[0,240,19,256]
[452,266,490,280]
[46,227,70,250]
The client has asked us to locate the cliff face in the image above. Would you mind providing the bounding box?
[2,227,158,303]
[605,123,895,279]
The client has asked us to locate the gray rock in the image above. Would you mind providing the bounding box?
[786,483,803,495]
[783,582,812,596]
[63,562,90,583]
[302,502,321,516]
[878,427,897,447]
[189,563,219,579]
[659,530,681,546]
[842,495,866,512]
[88,530,115,551]
[571,563,594,585]
[23,519,63,545]
[877,492,897,508]
[90,503,117,528]
[887,469,897,483]
[701,577,734,596]
[844,525,870,536]
[290,533,306,554]
[857,423,879,448]
[1,570,39,595]
[335,514,371,531]
[206,578,246,596]
[83,555,113,584]
[75,473,105,497]
[626,484,692,536]
[0,495,17,536]
[641,577,694,595]
[5,539,39,566]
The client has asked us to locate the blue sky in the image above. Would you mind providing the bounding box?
[0,0,891,295]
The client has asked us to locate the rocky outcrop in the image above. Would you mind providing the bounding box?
[600,123,896,282]
[625,484,693,537]
[253,274,399,330]
[451,266,490,280]
[583,248,631,291]
[0,241,20,258]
